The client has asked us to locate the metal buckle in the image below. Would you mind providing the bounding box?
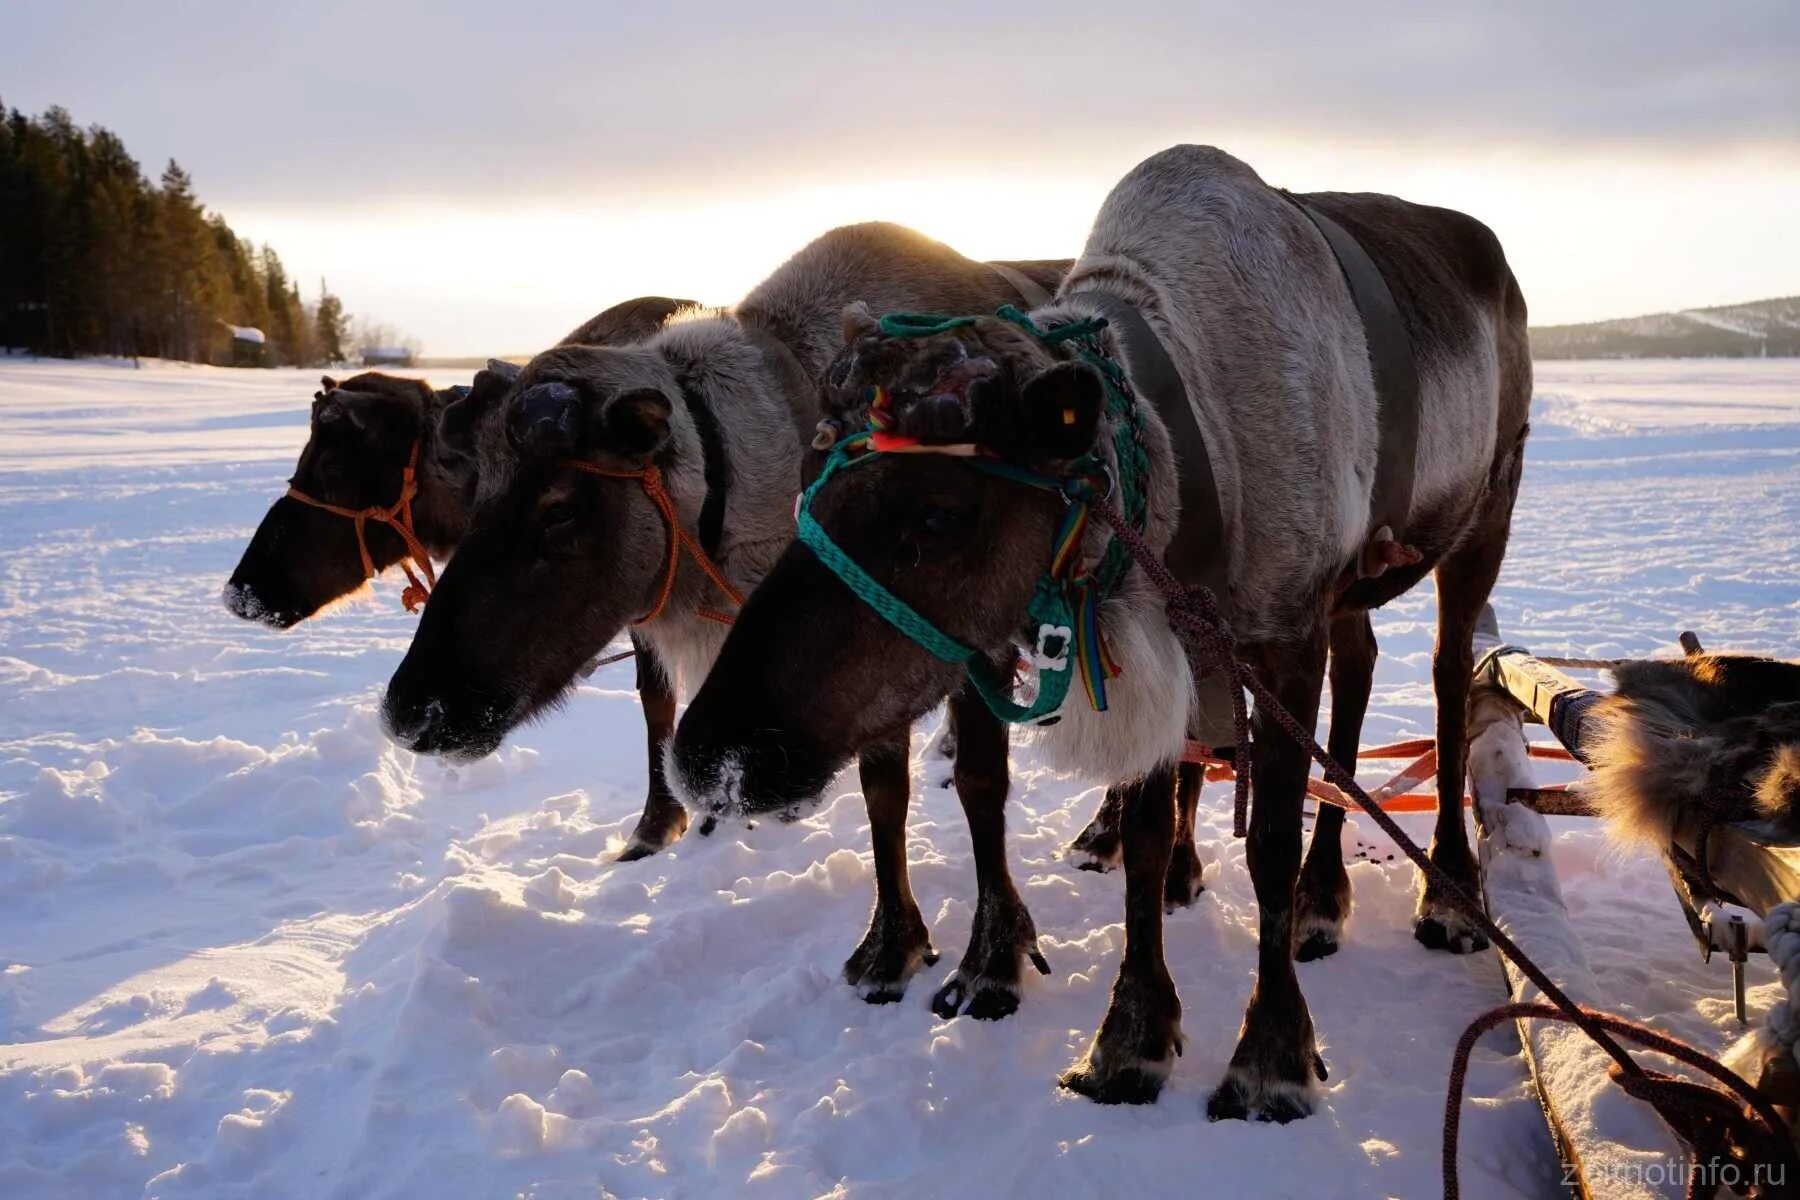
[1061,462,1114,506]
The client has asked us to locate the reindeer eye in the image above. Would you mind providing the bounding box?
[540,500,578,530]
[917,503,965,539]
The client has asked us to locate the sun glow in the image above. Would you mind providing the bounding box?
[229,144,1800,360]
[229,173,1109,360]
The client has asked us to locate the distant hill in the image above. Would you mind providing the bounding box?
[415,296,1800,371]
[1530,295,1800,359]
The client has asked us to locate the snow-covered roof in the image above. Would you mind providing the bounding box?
[227,325,265,344]
[361,346,412,358]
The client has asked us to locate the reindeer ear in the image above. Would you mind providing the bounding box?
[1016,360,1104,461]
[320,374,339,392]
[599,388,672,458]
[841,302,879,345]
[439,369,509,462]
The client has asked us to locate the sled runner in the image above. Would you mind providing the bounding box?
[1464,607,1799,1197]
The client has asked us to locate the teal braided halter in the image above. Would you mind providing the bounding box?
[793,305,1149,726]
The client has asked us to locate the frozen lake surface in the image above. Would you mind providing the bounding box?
[0,355,1795,1198]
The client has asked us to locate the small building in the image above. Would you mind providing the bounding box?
[226,325,266,367]
[361,346,415,368]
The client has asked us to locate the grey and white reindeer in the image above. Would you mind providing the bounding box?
[671,145,1532,1118]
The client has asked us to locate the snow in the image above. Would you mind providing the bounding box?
[1,356,1796,1198]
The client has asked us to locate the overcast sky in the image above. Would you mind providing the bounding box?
[7,1,1798,356]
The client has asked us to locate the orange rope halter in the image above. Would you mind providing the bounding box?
[284,441,437,612]
[563,459,744,626]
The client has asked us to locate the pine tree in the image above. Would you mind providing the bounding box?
[314,282,348,365]
[0,102,395,365]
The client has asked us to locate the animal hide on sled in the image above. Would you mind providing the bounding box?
[1586,655,1800,850]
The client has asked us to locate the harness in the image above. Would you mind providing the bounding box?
[794,305,1149,725]
[1285,194,1424,578]
[561,382,743,626]
[986,262,1054,310]
[285,440,437,612]
[1062,290,1227,599]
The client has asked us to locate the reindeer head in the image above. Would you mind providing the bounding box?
[223,372,452,627]
[670,305,1111,821]
[382,343,699,759]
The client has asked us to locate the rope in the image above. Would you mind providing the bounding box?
[1446,1004,1794,1200]
[564,460,743,626]
[1083,499,1795,1194]
[285,440,437,612]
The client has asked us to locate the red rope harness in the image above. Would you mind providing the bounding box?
[563,460,744,626]
[285,441,436,612]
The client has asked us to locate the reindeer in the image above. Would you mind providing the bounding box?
[381,224,1072,1007]
[223,296,697,855]
[670,145,1531,1118]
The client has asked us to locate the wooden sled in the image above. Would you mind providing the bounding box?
[1466,607,1799,1197]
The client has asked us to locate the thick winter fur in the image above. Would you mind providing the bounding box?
[1031,147,1513,667]
[463,226,1072,706]
[1586,655,1800,849]
[673,145,1530,1114]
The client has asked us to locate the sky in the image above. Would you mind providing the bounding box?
[6,1,1799,357]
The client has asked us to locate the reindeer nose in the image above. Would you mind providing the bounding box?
[220,581,258,619]
[383,693,448,752]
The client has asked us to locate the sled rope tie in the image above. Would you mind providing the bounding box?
[564,459,744,626]
[1083,498,1796,1200]
[285,440,436,612]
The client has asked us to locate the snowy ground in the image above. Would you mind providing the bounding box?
[0,356,1795,1199]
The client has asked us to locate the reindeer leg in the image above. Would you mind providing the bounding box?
[618,636,690,860]
[1209,626,1330,1122]
[1060,763,1182,1104]
[843,733,938,1001]
[1416,468,1521,953]
[1066,786,1126,872]
[1295,612,1375,960]
[932,683,1048,1020]
[1163,763,1206,910]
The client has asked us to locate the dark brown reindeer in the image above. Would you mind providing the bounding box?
[381,223,1072,1006]
[222,296,698,856]
[671,145,1531,1118]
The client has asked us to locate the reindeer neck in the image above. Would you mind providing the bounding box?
[638,319,809,651]
[408,396,474,556]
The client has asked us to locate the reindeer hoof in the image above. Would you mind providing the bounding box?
[1413,915,1489,955]
[1206,1067,1322,1123]
[931,974,1021,1021]
[930,970,1023,1021]
[617,804,690,862]
[843,916,936,1003]
[1059,1058,1167,1105]
[1067,834,1122,873]
[1163,842,1206,911]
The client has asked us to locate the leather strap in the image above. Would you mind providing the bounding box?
[986,261,1053,310]
[675,377,730,559]
[1289,197,1421,563]
[1067,290,1228,596]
